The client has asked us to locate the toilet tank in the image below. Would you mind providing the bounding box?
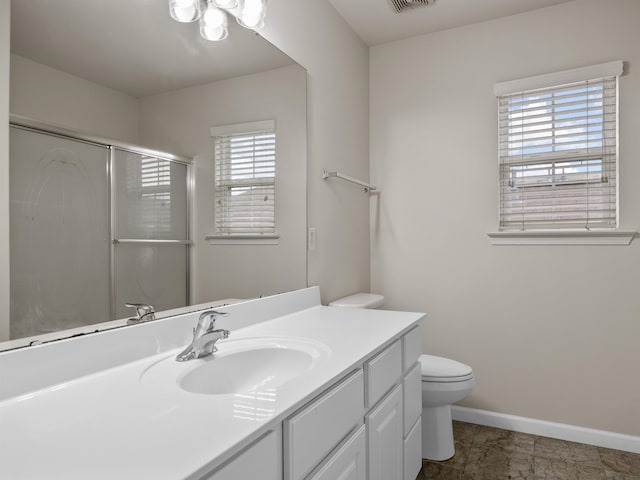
[328,293,384,309]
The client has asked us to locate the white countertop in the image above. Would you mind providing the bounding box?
[0,288,424,479]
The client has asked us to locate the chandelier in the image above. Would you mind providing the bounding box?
[169,0,267,41]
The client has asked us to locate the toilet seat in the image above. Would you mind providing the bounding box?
[420,354,474,383]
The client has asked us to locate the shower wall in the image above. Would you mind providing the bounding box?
[111,148,189,320]
[10,127,111,338]
[9,125,190,340]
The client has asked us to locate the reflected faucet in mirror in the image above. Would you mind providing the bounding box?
[125,303,156,325]
[176,310,230,362]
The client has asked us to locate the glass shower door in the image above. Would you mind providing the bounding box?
[111,148,190,319]
[10,127,111,339]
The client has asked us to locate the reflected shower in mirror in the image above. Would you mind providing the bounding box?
[4,0,308,350]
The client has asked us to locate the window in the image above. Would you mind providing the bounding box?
[495,61,622,231]
[126,155,172,235]
[210,120,276,237]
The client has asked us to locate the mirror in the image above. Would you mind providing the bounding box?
[4,0,307,350]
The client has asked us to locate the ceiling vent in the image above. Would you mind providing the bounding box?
[388,0,436,14]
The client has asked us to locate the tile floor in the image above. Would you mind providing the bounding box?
[417,421,640,480]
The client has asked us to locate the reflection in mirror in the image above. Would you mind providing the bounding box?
[5,0,307,351]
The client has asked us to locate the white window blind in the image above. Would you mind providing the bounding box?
[497,63,621,230]
[213,122,276,236]
[126,155,172,235]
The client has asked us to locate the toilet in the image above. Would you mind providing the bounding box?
[329,293,475,462]
[419,354,475,460]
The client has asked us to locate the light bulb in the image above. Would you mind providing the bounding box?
[237,0,266,29]
[173,5,196,21]
[240,12,261,28]
[213,0,238,8]
[169,0,204,22]
[200,4,228,41]
[243,0,262,16]
[202,24,228,41]
[203,6,226,27]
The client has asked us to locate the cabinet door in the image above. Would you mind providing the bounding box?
[404,417,422,480]
[403,362,422,435]
[203,428,281,480]
[309,425,366,480]
[367,384,403,480]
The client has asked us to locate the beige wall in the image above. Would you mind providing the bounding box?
[10,55,139,143]
[261,0,371,304]
[0,0,10,341]
[370,0,640,436]
[138,65,307,302]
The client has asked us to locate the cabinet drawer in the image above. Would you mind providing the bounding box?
[366,339,402,408]
[203,428,282,480]
[403,361,421,435]
[284,369,364,480]
[404,417,422,480]
[308,424,366,480]
[403,326,422,371]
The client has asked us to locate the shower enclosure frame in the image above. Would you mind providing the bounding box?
[9,115,193,325]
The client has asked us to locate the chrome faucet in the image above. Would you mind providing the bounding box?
[125,303,156,325]
[176,310,230,362]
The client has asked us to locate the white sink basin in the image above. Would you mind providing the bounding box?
[142,337,330,395]
[181,346,317,395]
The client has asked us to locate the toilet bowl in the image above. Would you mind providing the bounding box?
[420,354,475,461]
[329,293,475,462]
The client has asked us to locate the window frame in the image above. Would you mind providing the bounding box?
[207,120,279,243]
[487,61,633,245]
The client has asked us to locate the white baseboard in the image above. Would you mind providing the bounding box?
[451,406,640,454]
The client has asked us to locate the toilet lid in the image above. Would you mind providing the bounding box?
[420,354,473,380]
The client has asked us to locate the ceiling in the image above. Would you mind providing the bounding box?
[10,0,578,97]
[10,0,294,98]
[328,0,576,46]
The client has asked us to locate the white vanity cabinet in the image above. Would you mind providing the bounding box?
[367,384,404,480]
[402,327,423,480]
[365,338,402,408]
[284,370,365,480]
[283,326,422,480]
[308,425,367,480]
[202,427,282,480]
[404,417,422,480]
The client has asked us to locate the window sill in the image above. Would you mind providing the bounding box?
[205,234,280,245]
[487,230,636,246]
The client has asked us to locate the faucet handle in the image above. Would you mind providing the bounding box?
[126,302,155,316]
[125,303,156,324]
[195,309,229,334]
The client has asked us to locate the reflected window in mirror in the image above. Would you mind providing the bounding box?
[128,156,173,236]
[211,120,277,238]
